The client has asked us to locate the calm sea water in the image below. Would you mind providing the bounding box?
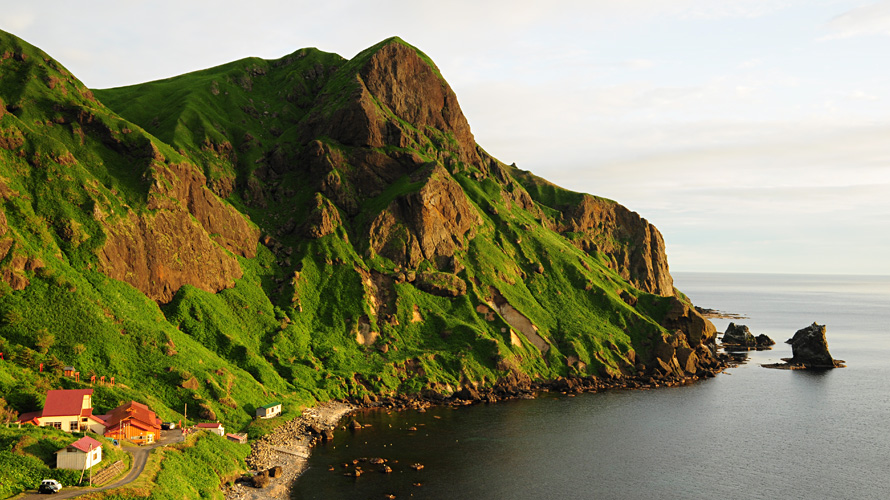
[293,273,890,499]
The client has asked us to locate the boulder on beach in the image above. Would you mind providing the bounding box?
[252,472,270,488]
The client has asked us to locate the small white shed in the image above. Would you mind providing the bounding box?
[196,422,225,436]
[256,402,282,419]
[56,436,102,470]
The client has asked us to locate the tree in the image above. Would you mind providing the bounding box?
[0,397,19,423]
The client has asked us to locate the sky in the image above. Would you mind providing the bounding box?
[2,0,889,275]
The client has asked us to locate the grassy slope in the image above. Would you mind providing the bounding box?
[0,426,128,498]
[1,29,684,498]
[0,30,314,434]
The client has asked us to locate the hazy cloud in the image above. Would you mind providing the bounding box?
[821,1,890,40]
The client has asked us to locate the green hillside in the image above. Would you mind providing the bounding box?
[0,28,720,450]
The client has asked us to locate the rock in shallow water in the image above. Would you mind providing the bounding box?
[723,323,756,346]
[722,323,774,348]
[763,322,844,369]
[786,322,836,366]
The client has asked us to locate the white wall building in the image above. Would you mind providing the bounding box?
[56,436,103,470]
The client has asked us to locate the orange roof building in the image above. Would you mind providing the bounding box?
[102,401,162,445]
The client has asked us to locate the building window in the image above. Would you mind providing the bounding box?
[69,421,79,431]
[50,422,62,429]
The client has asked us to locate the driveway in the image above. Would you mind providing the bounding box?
[18,430,184,499]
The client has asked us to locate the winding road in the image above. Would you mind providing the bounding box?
[18,430,183,499]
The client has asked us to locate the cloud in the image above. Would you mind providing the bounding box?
[847,90,880,101]
[821,1,890,40]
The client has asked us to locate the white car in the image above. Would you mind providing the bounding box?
[39,479,62,494]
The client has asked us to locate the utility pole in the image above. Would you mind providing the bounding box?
[79,443,93,485]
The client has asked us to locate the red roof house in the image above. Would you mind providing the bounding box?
[102,401,162,445]
[16,389,106,433]
[56,435,103,469]
[225,432,247,444]
[196,422,225,436]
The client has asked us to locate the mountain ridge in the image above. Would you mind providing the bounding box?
[0,29,721,441]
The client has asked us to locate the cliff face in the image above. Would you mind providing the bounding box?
[0,32,259,303]
[368,164,480,269]
[359,42,479,165]
[562,195,674,296]
[0,31,719,425]
[99,160,259,303]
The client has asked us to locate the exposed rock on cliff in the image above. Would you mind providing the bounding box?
[359,42,479,165]
[652,297,721,377]
[368,164,479,268]
[100,159,259,303]
[562,195,673,296]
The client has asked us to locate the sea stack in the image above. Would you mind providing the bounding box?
[786,322,840,367]
[764,322,844,369]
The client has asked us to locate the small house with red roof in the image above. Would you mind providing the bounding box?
[56,435,103,470]
[225,432,247,444]
[102,401,162,445]
[17,389,106,433]
[196,422,225,436]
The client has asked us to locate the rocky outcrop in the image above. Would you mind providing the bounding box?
[305,39,478,171]
[414,271,467,297]
[99,210,245,303]
[786,323,841,367]
[303,194,342,238]
[368,164,479,268]
[98,155,259,303]
[359,40,479,165]
[756,334,775,346]
[721,323,774,349]
[762,323,844,370]
[723,323,756,346]
[652,297,722,377]
[560,195,673,296]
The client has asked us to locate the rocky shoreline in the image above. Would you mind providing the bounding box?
[223,353,734,499]
[694,306,748,319]
[224,401,354,500]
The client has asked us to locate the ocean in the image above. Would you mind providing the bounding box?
[292,273,890,499]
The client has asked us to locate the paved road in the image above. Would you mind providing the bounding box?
[18,430,184,499]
